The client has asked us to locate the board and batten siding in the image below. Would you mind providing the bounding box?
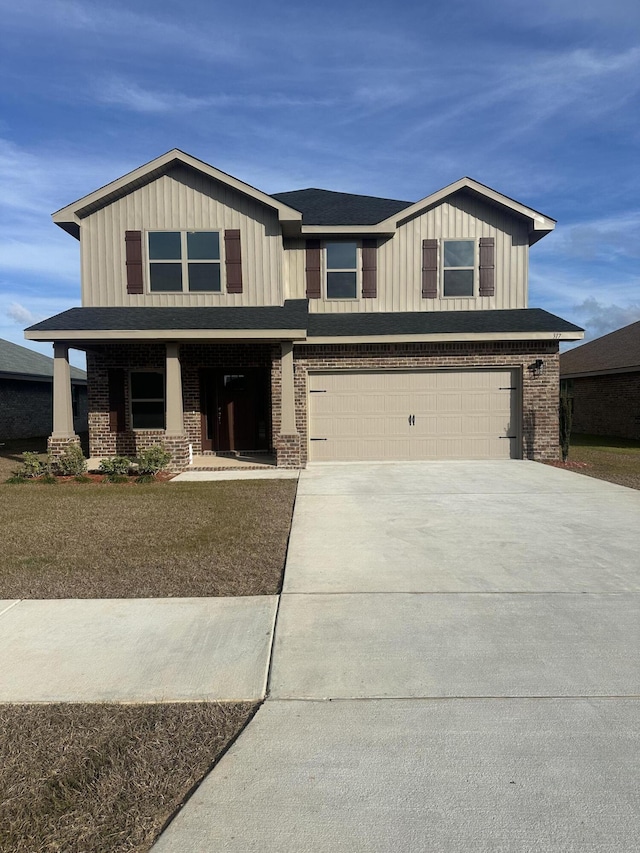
[284,192,529,312]
[81,165,284,307]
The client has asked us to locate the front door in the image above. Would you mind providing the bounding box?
[200,369,270,452]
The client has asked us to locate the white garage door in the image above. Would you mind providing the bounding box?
[308,370,520,462]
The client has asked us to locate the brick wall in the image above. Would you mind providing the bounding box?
[0,378,87,440]
[86,340,559,471]
[570,372,640,440]
[288,340,560,468]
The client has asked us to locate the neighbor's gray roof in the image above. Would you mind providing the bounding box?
[270,189,413,226]
[0,337,86,381]
[26,303,582,338]
[560,319,640,376]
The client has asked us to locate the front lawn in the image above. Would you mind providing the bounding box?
[0,479,297,598]
[0,702,257,853]
[566,433,640,491]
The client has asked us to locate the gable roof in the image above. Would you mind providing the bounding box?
[0,338,86,382]
[560,320,640,377]
[52,149,555,245]
[52,149,303,238]
[270,189,413,226]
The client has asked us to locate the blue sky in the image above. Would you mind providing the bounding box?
[1,0,639,368]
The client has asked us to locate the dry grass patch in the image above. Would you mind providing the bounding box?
[0,479,297,598]
[0,702,257,853]
[565,434,640,491]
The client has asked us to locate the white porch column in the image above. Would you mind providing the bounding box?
[280,341,298,434]
[51,343,75,437]
[165,342,185,435]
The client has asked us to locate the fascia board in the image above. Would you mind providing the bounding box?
[25,328,308,342]
[300,224,396,235]
[561,365,640,379]
[52,149,302,229]
[302,330,584,345]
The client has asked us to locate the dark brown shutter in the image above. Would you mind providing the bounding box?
[305,239,321,299]
[224,229,243,293]
[125,231,143,294]
[422,239,438,298]
[361,239,377,298]
[108,369,126,433]
[479,237,495,296]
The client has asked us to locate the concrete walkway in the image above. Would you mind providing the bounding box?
[0,597,277,702]
[155,461,640,852]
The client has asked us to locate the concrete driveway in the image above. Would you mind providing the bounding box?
[155,461,640,852]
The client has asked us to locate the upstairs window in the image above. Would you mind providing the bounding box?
[148,231,221,293]
[326,242,358,299]
[443,240,475,297]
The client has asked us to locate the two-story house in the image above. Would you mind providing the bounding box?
[25,149,583,471]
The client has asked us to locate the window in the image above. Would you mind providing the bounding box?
[130,371,165,429]
[443,240,475,297]
[148,231,221,293]
[326,242,358,299]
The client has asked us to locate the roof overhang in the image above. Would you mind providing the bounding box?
[561,365,639,379]
[52,149,303,239]
[306,330,583,345]
[25,328,307,343]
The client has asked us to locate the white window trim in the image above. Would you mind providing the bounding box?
[441,238,477,298]
[146,230,223,294]
[129,369,165,431]
[324,240,360,301]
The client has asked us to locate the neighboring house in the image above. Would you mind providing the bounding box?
[25,149,583,471]
[560,320,640,441]
[0,338,87,441]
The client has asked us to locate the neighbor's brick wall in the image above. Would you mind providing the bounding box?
[0,378,53,439]
[570,372,640,440]
[287,341,560,468]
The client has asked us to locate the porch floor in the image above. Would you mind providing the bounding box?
[190,453,277,470]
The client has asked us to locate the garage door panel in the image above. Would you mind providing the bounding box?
[308,370,520,462]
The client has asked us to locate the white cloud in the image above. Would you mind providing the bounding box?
[6,302,37,325]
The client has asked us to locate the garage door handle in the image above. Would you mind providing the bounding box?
[408,414,415,426]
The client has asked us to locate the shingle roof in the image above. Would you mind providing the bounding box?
[307,309,583,337]
[0,338,86,381]
[560,320,640,376]
[26,301,310,332]
[270,188,413,226]
[26,304,581,338]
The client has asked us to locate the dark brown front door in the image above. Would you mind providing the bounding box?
[200,369,270,452]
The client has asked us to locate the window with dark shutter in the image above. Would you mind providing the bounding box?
[422,239,438,298]
[361,239,377,298]
[108,369,126,433]
[125,231,143,294]
[224,229,243,293]
[305,240,321,299]
[479,237,495,297]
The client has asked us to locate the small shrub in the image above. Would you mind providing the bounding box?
[74,474,93,483]
[14,451,46,479]
[135,473,156,484]
[99,456,132,481]
[5,474,30,484]
[54,444,87,476]
[136,446,171,476]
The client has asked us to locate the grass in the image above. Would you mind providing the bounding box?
[565,433,640,491]
[0,702,257,853]
[0,477,297,598]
